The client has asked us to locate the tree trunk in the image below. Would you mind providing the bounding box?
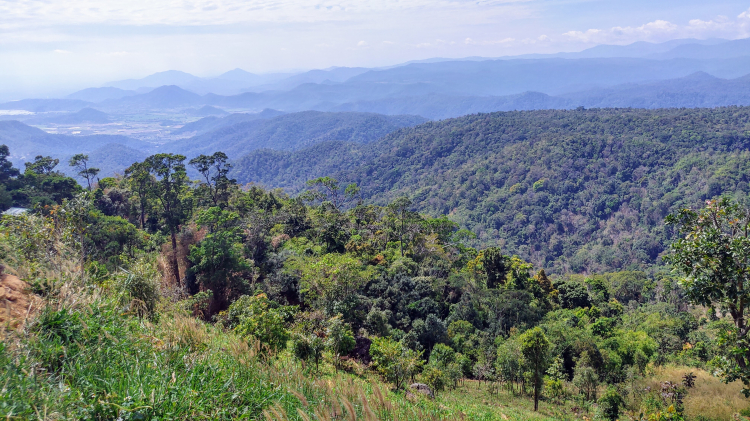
[139,192,146,230]
[170,228,180,287]
[534,382,539,411]
[400,214,404,257]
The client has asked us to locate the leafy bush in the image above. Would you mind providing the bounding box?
[325,315,356,368]
[370,336,423,390]
[115,257,160,317]
[421,365,446,394]
[292,332,325,370]
[572,364,599,401]
[598,386,625,421]
[428,343,456,368]
[220,293,290,352]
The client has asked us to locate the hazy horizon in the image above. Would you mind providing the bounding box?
[2,0,750,99]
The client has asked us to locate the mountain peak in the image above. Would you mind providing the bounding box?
[105,71,201,91]
[679,71,720,82]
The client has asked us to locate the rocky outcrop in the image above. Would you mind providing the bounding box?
[409,383,434,399]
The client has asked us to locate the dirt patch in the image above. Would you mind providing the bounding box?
[0,273,41,331]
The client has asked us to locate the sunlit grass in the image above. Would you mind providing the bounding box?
[643,366,748,421]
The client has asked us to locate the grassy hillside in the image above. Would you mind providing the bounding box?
[231,107,750,274]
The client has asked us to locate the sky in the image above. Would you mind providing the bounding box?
[1,0,750,98]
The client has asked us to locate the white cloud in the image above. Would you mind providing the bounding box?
[53,49,71,54]
[563,20,678,43]
[2,0,749,94]
[563,15,749,44]
[0,0,532,29]
[464,37,515,45]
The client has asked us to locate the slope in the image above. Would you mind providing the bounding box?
[162,111,427,158]
[66,87,139,102]
[61,143,149,179]
[171,109,286,136]
[0,99,92,113]
[45,108,110,124]
[0,120,150,168]
[230,107,750,275]
[564,72,750,109]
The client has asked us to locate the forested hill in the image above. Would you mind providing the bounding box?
[161,110,427,158]
[231,107,750,275]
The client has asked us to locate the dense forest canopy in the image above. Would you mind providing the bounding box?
[233,107,750,275]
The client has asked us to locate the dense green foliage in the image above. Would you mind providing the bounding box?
[232,107,750,274]
[666,197,750,396]
[0,149,81,209]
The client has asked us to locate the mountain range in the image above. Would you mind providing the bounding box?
[98,37,750,95]
[3,37,750,189]
[105,69,291,95]
[171,109,287,136]
[3,37,750,122]
[12,69,750,121]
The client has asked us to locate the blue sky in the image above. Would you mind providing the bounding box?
[1,0,749,97]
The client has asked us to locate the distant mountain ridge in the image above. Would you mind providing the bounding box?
[31,108,111,125]
[6,37,750,122]
[171,109,287,136]
[159,111,428,158]
[10,69,750,120]
[0,120,147,166]
[66,87,140,102]
[97,38,750,95]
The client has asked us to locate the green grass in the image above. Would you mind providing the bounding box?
[1,300,284,419]
[0,289,563,421]
[2,284,745,421]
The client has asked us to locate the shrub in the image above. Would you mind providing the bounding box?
[370,336,423,390]
[325,315,356,369]
[292,333,325,370]
[445,362,463,389]
[366,309,391,336]
[572,365,599,401]
[429,343,456,368]
[421,365,446,394]
[598,386,625,421]
[116,258,160,317]
[545,378,564,401]
[222,294,290,352]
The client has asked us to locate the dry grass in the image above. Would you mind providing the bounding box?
[644,366,748,421]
